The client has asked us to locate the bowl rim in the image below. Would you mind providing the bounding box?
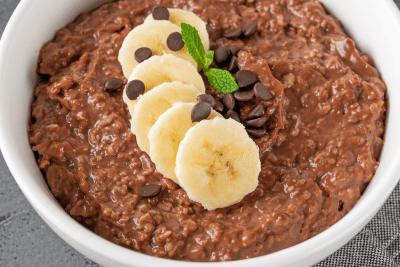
[1,0,400,266]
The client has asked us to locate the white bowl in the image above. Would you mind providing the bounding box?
[0,0,399,266]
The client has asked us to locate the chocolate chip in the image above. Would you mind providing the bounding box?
[104,78,124,91]
[246,117,267,128]
[225,110,240,123]
[244,22,258,38]
[140,184,162,197]
[338,200,344,211]
[197,94,216,108]
[254,83,273,101]
[224,26,243,39]
[221,93,235,110]
[167,32,184,51]
[126,80,145,100]
[247,128,266,138]
[229,45,242,56]
[248,103,264,119]
[234,90,254,102]
[135,47,152,63]
[214,100,224,113]
[152,5,169,20]
[228,56,239,73]
[236,70,257,88]
[191,102,212,123]
[214,47,232,68]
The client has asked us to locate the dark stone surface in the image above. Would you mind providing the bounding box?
[0,0,19,37]
[1,1,400,266]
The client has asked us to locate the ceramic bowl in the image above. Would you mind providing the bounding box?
[0,0,399,266]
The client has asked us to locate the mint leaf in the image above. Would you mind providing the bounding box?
[205,68,239,94]
[181,23,206,69]
[181,22,240,94]
[205,50,214,70]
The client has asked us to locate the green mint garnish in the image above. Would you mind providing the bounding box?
[205,50,214,70]
[205,68,239,94]
[181,23,239,94]
[181,23,207,69]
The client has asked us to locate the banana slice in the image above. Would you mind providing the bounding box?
[123,54,206,115]
[144,8,209,52]
[118,20,196,78]
[148,102,221,183]
[175,117,260,210]
[131,82,200,154]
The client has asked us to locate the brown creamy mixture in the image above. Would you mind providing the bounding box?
[29,0,386,261]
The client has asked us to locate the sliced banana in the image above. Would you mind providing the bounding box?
[118,20,196,78]
[144,8,209,52]
[175,117,260,210]
[123,54,206,115]
[131,82,200,154]
[148,102,221,183]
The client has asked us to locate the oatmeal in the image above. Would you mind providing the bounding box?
[29,0,386,261]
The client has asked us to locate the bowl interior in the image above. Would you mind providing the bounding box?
[0,0,399,266]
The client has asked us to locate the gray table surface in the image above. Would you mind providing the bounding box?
[1,1,400,266]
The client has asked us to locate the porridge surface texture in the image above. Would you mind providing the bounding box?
[29,0,386,261]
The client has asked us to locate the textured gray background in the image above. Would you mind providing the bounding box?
[1,0,400,266]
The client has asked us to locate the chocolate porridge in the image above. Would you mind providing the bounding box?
[29,0,386,261]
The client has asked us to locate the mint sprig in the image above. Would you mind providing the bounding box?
[181,23,207,69]
[205,50,214,69]
[205,68,238,94]
[181,23,239,94]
